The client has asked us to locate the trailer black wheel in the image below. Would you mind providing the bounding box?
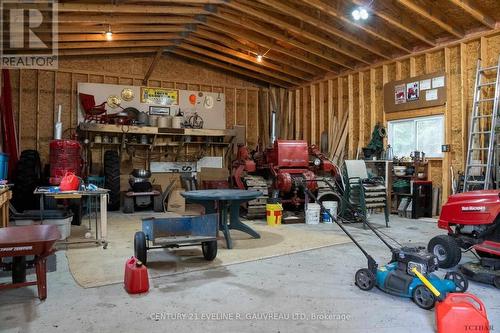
[493,276,500,289]
[355,268,375,291]
[11,256,26,284]
[412,285,436,310]
[134,231,147,265]
[104,150,120,211]
[123,196,134,214]
[202,241,217,261]
[428,235,461,268]
[445,271,468,292]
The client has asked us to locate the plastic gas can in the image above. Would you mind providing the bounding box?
[436,293,490,333]
[124,256,149,294]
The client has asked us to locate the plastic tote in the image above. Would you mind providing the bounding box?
[0,153,9,180]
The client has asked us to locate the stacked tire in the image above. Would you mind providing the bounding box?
[12,150,42,212]
[104,150,120,211]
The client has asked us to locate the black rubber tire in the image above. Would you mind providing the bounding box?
[427,235,462,268]
[11,256,26,284]
[355,268,376,291]
[104,150,120,211]
[445,271,468,292]
[153,195,163,212]
[134,231,147,265]
[123,196,134,214]
[493,276,500,289]
[202,241,217,261]
[12,150,42,212]
[412,285,436,310]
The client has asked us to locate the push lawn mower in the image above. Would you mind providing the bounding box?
[427,190,500,288]
[302,183,468,310]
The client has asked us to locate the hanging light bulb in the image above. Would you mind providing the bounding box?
[352,9,361,20]
[256,54,263,63]
[105,25,113,41]
[359,8,369,20]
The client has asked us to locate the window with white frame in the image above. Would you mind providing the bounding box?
[388,115,445,158]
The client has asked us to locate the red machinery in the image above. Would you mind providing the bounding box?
[232,140,337,215]
[428,190,500,288]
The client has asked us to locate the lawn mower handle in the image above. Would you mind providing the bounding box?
[300,184,378,272]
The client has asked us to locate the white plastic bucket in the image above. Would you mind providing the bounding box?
[322,201,338,223]
[305,203,321,225]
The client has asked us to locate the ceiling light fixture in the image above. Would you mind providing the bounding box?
[256,54,263,62]
[105,25,113,41]
[352,7,369,20]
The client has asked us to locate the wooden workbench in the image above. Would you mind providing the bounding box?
[0,188,12,228]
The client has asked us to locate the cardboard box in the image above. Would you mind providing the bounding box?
[198,167,229,183]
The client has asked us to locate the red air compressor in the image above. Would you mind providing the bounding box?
[49,140,82,185]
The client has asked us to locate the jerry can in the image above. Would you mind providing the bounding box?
[124,256,149,294]
[436,293,490,333]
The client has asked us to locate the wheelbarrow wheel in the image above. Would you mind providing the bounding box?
[134,231,148,265]
[202,241,217,261]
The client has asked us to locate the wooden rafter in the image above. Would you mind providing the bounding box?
[446,0,496,29]
[57,3,207,15]
[202,17,338,73]
[171,48,289,87]
[255,0,391,60]
[300,0,413,53]
[57,14,197,24]
[179,42,302,85]
[219,1,368,66]
[57,33,180,42]
[58,25,187,34]
[56,40,174,49]
[396,0,464,38]
[351,0,436,46]
[143,48,165,84]
[185,36,311,81]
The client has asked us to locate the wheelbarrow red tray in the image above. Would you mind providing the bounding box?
[0,225,60,300]
[0,225,60,257]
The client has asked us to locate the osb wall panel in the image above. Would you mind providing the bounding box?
[10,54,265,163]
[287,32,500,203]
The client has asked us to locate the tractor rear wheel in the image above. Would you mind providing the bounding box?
[428,235,461,268]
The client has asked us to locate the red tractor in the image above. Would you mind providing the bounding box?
[427,190,500,288]
[232,140,338,217]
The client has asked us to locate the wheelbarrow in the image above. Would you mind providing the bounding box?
[134,214,218,265]
[0,225,60,300]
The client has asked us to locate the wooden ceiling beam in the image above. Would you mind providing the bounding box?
[258,0,391,59]
[185,35,312,81]
[58,32,180,42]
[171,48,290,87]
[219,1,368,66]
[58,3,207,15]
[143,48,165,84]
[202,17,338,73]
[57,14,197,24]
[446,0,496,29]
[54,47,159,56]
[195,28,319,76]
[179,42,303,85]
[396,0,464,38]
[300,0,413,53]
[57,40,175,49]
[58,25,187,34]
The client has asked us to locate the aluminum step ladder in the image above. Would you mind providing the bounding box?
[463,57,500,192]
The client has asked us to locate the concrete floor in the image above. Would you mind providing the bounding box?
[1,214,499,333]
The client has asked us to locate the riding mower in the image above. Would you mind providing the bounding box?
[302,182,468,310]
[427,189,500,288]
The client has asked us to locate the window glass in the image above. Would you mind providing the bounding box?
[388,115,444,158]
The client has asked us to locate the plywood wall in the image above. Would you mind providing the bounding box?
[8,54,266,163]
[286,31,500,203]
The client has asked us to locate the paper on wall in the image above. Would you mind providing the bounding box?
[425,89,438,101]
[420,79,431,90]
[432,76,445,88]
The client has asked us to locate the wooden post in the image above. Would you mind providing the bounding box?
[348,74,355,159]
[460,43,468,170]
[359,72,365,147]
[310,84,317,144]
[442,47,453,203]
[295,89,301,140]
[319,81,325,143]
[370,68,377,131]
[327,79,334,138]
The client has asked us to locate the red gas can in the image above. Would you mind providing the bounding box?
[436,293,490,333]
[124,256,149,294]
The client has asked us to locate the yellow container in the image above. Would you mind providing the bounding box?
[266,203,283,226]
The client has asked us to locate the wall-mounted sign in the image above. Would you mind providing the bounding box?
[395,84,406,104]
[141,87,179,106]
[406,81,419,101]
